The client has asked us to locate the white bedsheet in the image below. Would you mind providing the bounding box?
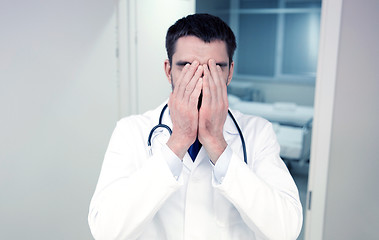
[229,94,313,160]
[228,95,313,126]
[273,123,304,160]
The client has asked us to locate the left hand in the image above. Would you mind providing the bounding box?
[198,59,229,163]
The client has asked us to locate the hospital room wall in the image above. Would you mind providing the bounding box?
[321,0,379,238]
[120,0,196,115]
[0,1,118,239]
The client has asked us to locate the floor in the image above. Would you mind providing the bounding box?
[286,160,309,240]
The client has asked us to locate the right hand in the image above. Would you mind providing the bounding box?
[167,61,203,159]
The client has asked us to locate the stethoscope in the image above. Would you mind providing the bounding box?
[147,104,247,164]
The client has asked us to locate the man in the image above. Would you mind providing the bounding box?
[89,14,302,240]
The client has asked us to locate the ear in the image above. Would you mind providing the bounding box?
[164,59,172,84]
[227,61,234,86]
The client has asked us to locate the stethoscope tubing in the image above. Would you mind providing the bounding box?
[227,109,247,164]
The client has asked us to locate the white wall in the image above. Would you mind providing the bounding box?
[322,0,379,239]
[136,0,196,113]
[119,0,196,115]
[0,1,118,239]
[305,0,379,239]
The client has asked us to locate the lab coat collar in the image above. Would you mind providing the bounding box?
[160,101,173,131]
[152,101,241,169]
[183,109,242,170]
[224,109,241,136]
[149,100,173,134]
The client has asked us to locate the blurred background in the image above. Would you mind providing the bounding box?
[0,1,119,239]
[1,0,378,239]
[196,1,322,238]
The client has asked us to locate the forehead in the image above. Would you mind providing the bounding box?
[173,36,228,64]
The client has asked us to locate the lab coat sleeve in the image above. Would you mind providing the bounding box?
[213,146,232,183]
[88,119,183,240]
[162,143,183,180]
[212,122,303,240]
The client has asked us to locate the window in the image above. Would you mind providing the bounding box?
[197,0,322,84]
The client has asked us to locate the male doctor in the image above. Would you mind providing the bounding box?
[89,14,302,240]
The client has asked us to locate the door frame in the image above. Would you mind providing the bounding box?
[304,0,343,239]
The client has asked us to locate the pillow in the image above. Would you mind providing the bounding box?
[228,94,241,107]
[273,102,297,111]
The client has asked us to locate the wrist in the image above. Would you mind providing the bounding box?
[202,136,227,164]
[167,133,194,159]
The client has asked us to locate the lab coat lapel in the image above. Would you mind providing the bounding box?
[182,152,194,170]
[224,110,240,142]
[183,146,207,171]
[158,106,241,170]
[224,110,247,161]
[161,103,173,131]
[192,146,207,168]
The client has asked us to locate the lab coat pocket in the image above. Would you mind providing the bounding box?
[213,191,243,227]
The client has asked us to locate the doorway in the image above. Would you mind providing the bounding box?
[196,1,322,239]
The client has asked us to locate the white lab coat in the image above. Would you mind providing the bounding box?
[88,101,302,240]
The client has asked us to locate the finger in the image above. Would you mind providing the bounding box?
[184,65,203,98]
[208,59,226,104]
[177,61,199,98]
[202,64,212,106]
[173,63,190,97]
[189,77,203,107]
[217,65,228,101]
[208,59,221,86]
[206,61,218,104]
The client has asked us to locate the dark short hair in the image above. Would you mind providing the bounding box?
[165,13,237,66]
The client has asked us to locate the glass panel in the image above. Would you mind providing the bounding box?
[196,0,230,24]
[282,12,321,75]
[238,14,277,76]
[240,0,279,9]
[285,0,322,8]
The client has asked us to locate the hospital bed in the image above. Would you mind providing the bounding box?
[228,94,313,164]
